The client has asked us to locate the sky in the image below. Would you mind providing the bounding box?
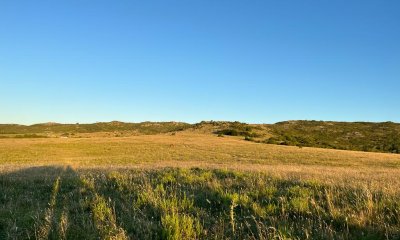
[1,1,399,124]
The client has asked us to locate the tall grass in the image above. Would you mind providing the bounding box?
[1,167,399,239]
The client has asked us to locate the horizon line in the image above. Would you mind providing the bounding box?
[1,119,399,126]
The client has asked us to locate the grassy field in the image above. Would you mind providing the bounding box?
[1,132,400,239]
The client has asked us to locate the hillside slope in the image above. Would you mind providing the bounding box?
[266,120,400,153]
[193,120,400,154]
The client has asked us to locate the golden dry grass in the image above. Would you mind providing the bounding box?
[1,132,399,191]
[1,133,400,239]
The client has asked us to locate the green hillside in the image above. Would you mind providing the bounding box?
[264,121,400,153]
[211,120,400,154]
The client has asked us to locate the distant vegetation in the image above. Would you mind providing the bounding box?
[212,122,261,138]
[0,121,190,135]
[205,120,400,154]
[1,120,399,153]
[266,121,400,153]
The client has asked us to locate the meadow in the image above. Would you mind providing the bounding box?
[1,132,400,239]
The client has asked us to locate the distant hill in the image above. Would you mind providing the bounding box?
[0,121,191,135]
[0,120,399,153]
[201,120,400,154]
[265,120,400,153]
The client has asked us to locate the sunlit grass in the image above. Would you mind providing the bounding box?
[1,167,399,239]
[0,133,399,239]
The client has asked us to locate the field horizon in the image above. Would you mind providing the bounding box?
[2,119,400,125]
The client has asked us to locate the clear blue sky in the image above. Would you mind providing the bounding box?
[1,1,399,124]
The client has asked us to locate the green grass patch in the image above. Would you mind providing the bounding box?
[1,167,399,239]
